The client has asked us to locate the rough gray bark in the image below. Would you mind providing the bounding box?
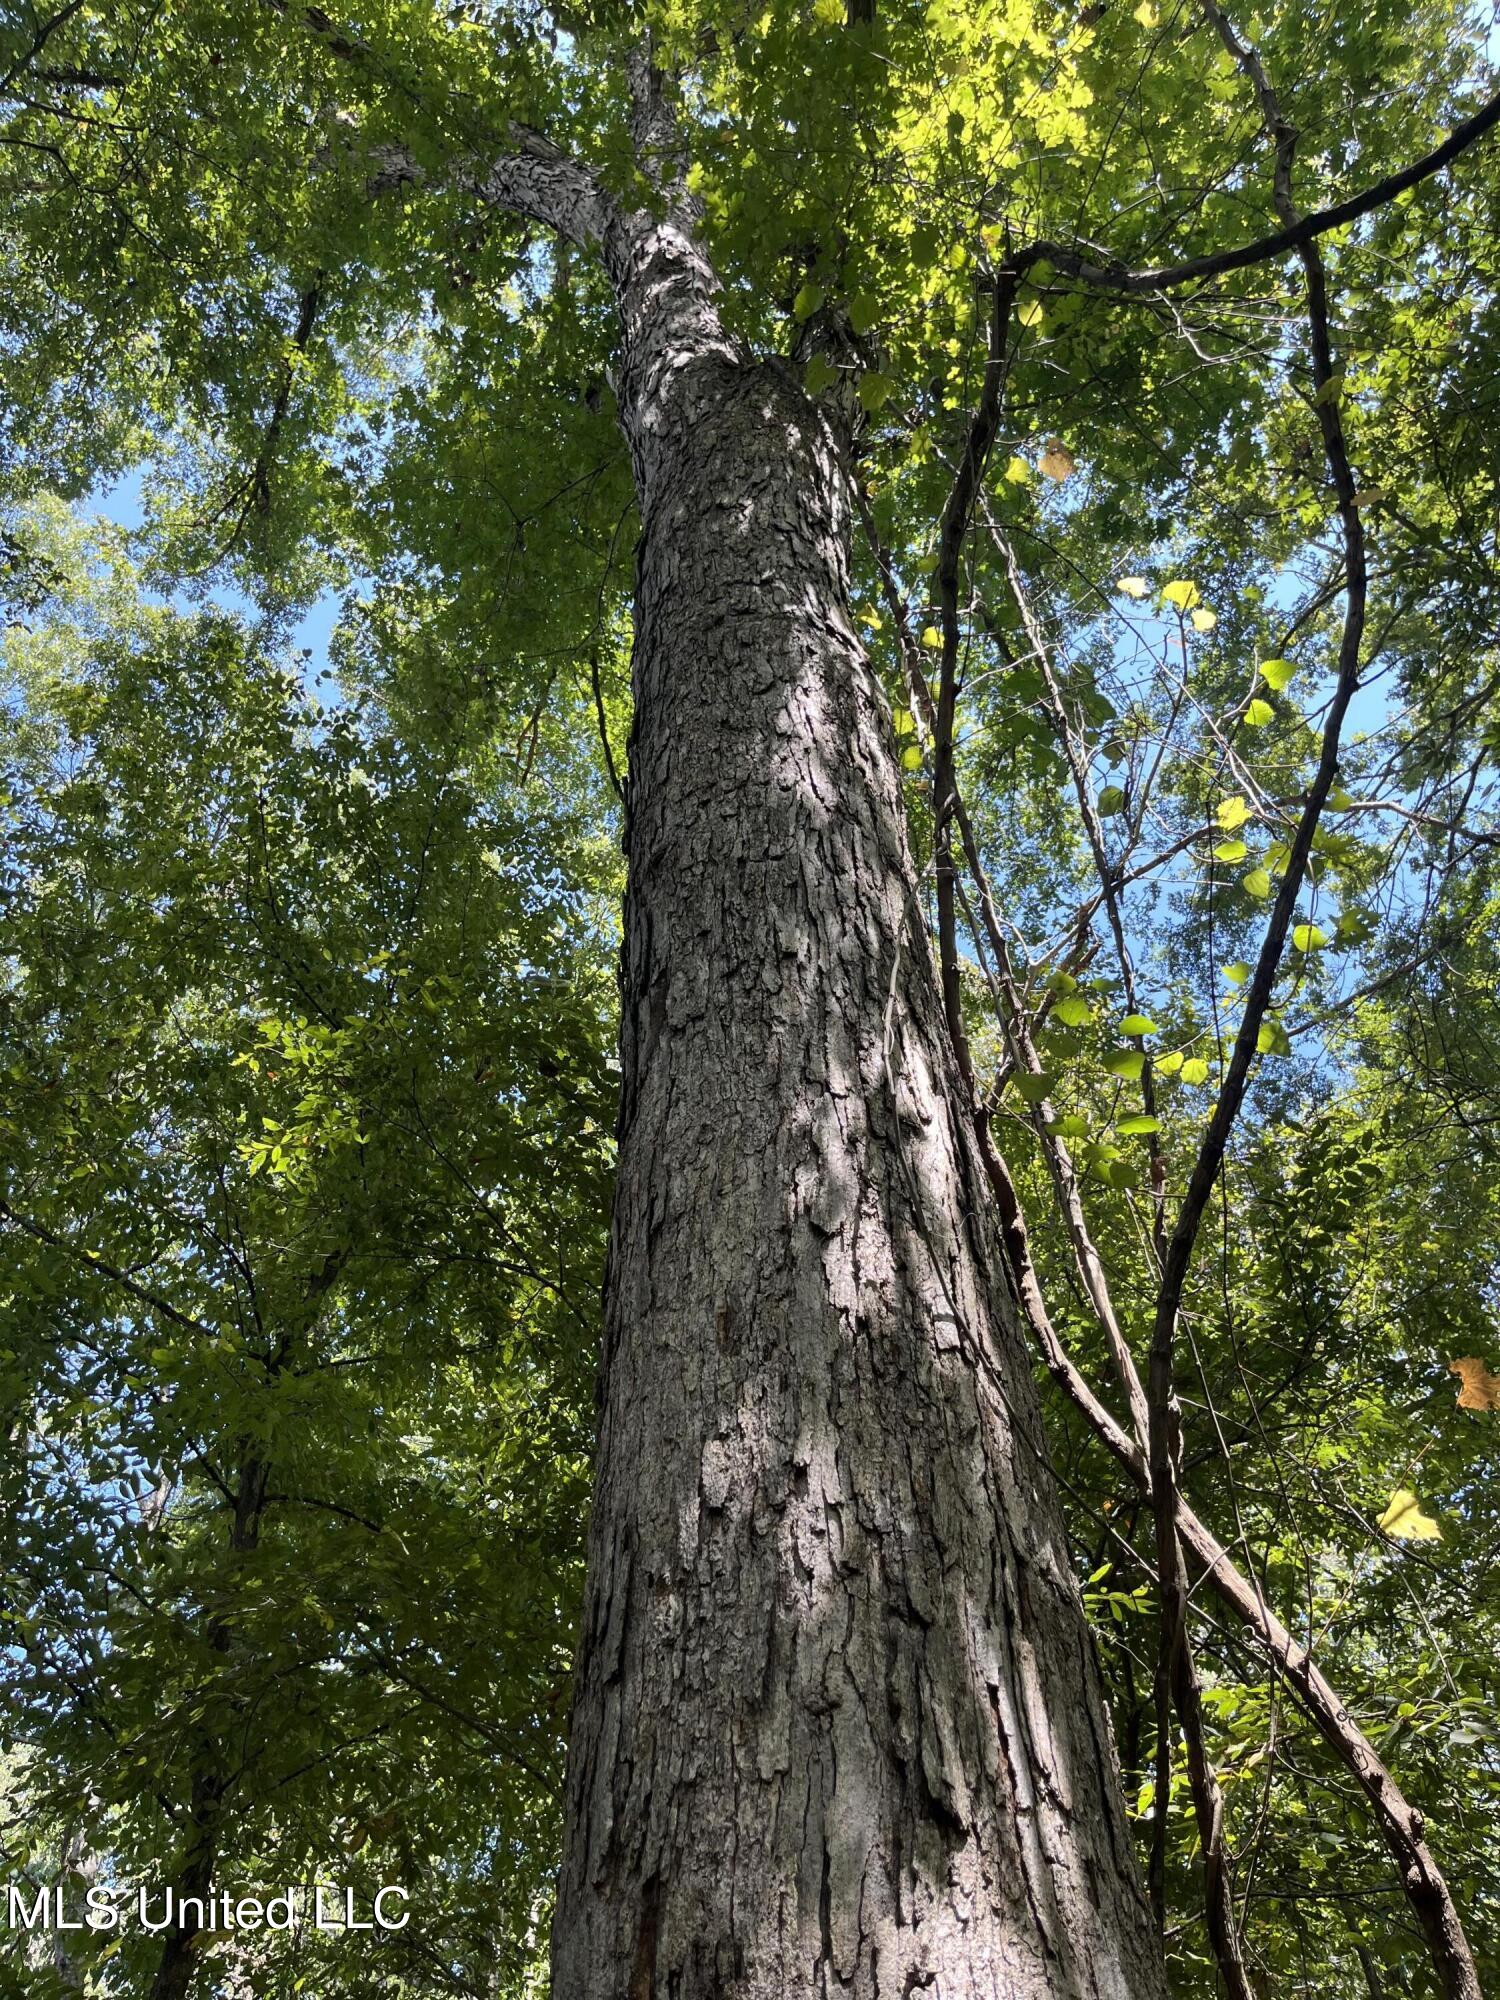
[550,219,1168,1999]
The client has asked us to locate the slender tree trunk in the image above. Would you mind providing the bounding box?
[150,1449,269,2000]
[552,268,1167,1996]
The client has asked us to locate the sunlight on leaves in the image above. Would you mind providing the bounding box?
[1449,1359,1500,1413]
[1378,1490,1443,1541]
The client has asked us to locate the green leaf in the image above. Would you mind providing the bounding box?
[847,292,880,336]
[1180,1057,1210,1084]
[1155,1050,1184,1075]
[1213,839,1247,862]
[1052,995,1093,1028]
[1377,1488,1442,1541]
[1223,962,1251,985]
[803,352,838,395]
[857,370,895,413]
[1292,922,1329,951]
[1259,657,1296,691]
[1104,1048,1145,1081]
[1116,1114,1161,1136]
[1119,1014,1157,1036]
[1045,1112,1090,1138]
[1243,698,1275,726]
[1216,795,1251,832]
[1014,1071,1053,1104]
[1242,867,1272,899]
[793,281,825,321]
[1097,784,1126,815]
[1256,1017,1291,1057]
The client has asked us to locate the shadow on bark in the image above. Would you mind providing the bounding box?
[551,360,1167,1999]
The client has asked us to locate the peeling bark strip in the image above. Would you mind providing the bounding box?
[549,226,1167,1998]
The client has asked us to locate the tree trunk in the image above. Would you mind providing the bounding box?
[150,1449,270,2000]
[551,279,1167,1998]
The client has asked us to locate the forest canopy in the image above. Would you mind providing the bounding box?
[2,1,1500,1996]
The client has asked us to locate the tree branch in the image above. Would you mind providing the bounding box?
[1012,81,1500,299]
[0,0,88,96]
[0,1197,218,1342]
[1143,10,1479,1993]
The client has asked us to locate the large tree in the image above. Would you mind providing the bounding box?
[3,2,1500,1997]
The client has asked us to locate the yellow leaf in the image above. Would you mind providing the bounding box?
[1117,576,1150,599]
[1377,1489,1442,1541]
[1190,607,1217,632]
[921,625,942,649]
[1004,455,1032,485]
[1161,578,1201,610]
[1018,300,1045,328]
[1449,1357,1500,1412]
[1215,794,1250,832]
[1039,439,1076,481]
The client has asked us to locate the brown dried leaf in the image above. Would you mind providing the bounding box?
[1449,1357,1500,1412]
[1039,438,1076,482]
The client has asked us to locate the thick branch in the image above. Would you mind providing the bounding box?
[361,131,617,254]
[1012,82,1500,299]
[0,0,88,96]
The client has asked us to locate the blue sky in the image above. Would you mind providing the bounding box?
[87,464,350,686]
